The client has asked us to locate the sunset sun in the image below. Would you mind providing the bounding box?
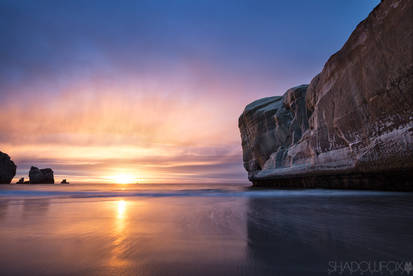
[109,174,138,184]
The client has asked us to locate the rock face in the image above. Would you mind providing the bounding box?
[0,151,16,184]
[240,85,309,176]
[239,0,413,190]
[29,166,54,184]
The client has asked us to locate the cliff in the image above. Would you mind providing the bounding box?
[0,151,16,184]
[239,0,413,190]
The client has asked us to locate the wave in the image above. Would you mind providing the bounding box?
[0,187,408,199]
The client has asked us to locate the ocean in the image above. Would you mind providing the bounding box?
[1,183,412,276]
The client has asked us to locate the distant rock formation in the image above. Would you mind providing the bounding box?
[0,151,16,184]
[16,177,25,184]
[239,0,413,190]
[29,166,54,184]
[61,179,69,184]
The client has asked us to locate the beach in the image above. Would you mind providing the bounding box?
[1,184,412,275]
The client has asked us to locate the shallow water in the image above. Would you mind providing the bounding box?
[0,183,412,275]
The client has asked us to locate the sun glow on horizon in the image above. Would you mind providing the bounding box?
[106,174,141,184]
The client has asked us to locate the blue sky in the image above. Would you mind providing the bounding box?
[0,0,380,183]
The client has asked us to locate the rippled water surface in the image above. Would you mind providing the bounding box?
[1,183,413,275]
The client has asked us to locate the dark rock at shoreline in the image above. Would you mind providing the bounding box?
[16,177,25,184]
[61,179,69,184]
[29,166,54,184]
[0,151,16,184]
[239,0,413,190]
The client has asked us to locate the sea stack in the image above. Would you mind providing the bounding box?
[239,0,413,190]
[0,151,16,184]
[29,166,55,184]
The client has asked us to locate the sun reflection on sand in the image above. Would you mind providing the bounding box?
[109,199,129,268]
[117,200,126,219]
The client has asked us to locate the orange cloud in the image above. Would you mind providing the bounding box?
[0,81,247,183]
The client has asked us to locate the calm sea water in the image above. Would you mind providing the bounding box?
[1,183,413,276]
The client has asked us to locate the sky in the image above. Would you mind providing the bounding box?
[0,0,380,184]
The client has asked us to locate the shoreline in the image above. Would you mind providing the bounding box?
[251,169,413,191]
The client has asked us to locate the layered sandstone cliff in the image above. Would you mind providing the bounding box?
[239,0,413,190]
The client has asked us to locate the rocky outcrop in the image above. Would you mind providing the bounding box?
[0,151,16,184]
[16,177,25,184]
[239,0,413,190]
[240,85,309,177]
[29,166,54,184]
[61,179,69,184]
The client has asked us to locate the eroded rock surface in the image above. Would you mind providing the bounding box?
[239,0,413,190]
[0,151,16,184]
[239,85,309,178]
[29,166,54,184]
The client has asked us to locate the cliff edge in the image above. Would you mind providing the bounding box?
[239,0,413,190]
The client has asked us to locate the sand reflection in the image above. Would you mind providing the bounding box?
[109,199,129,268]
[117,200,127,219]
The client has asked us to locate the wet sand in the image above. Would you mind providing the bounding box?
[0,184,412,275]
